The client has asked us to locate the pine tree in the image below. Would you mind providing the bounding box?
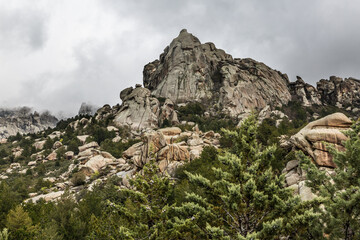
[299,122,360,239]
[6,205,37,240]
[89,160,175,239]
[168,115,320,239]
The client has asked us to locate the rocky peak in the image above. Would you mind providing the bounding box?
[143,29,233,104]
[288,76,322,106]
[317,76,360,108]
[143,29,292,118]
[78,102,98,116]
[0,107,58,139]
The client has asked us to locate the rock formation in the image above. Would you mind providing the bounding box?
[114,85,160,130]
[122,127,221,176]
[78,102,98,116]
[288,76,322,106]
[317,76,360,108]
[0,107,58,139]
[143,29,233,104]
[282,113,352,200]
[143,29,291,118]
[289,112,351,168]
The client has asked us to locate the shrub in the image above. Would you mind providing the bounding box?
[71,172,86,186]
[100,139,140,158]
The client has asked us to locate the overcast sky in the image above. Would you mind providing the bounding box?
[0,0,360,116]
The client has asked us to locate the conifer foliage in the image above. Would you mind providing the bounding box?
[300,122,360,240]
[169,115,317,239]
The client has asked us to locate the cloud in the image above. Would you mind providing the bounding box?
[0,7,48,51]
[1,0,360,116]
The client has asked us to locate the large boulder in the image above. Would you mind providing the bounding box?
[82,155,114,174]
[159,99,179,126]
[290,112,352,168]
[114,86,160,130]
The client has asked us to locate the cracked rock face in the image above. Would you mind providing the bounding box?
[143,29,292,118]
[317,76,360,108]
[218,59,291,117]
[144,29,233,104]
[114,86,160,130]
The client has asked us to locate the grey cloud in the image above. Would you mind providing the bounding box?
[2,0,360,116]
[102,0,360,85]
[0,8,47,50]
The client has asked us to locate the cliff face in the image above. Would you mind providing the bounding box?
[0,107,58,139]
[143,29,233,104]
[289,76,360,109]
[143,29,292,118]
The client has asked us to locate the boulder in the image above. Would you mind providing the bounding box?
[26,191,65,203]
[112,136,121,143]
[48,131,61,139]
[33,140,46,150]
[157,144,190,162]
[28,161,37,166]
[158,127,182,136]
[159,99,180,125]
[289,113,351,167]
[77,135,89,144]
[46,151,57,161]
[53,141,63,149]
[65,151,74,160]
[78,141,99,152]
[107,126,118,132]
[114,87,160,130]
[83,155,114,174]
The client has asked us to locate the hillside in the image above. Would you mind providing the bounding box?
[0,30,359,239]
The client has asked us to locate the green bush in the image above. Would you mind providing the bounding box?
[100,139,140,158]
[71,172,86,186]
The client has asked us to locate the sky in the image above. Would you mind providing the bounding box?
[0,0,360,117]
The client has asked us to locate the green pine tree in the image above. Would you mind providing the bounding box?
[299,121,360,239]
[88,160,175,239]
[168,115,321,239]
[6,205,37,240]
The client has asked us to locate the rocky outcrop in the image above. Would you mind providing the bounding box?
[218,59,291,117]
[143,29,292,118]
[0,107,58,139]
[122,127,221,176]
[289,112,351,168]
[144,29,233,104]
[78,102,98,116]
[288,75,360,109]
[289,76,322,106]
[114,86,160,130]
[159,99,179,126]
[282,113,351,201]
[143,29,360,118]
[317,76,360,108]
